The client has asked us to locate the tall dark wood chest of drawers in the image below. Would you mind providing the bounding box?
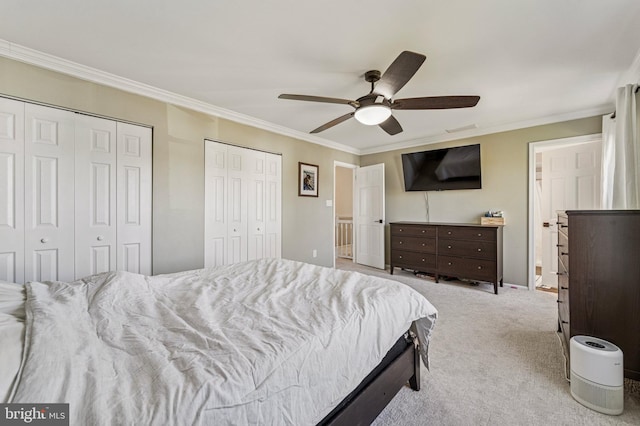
[557,210,640,380]
[390,222,503,294]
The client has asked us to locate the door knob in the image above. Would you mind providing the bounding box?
[97,236,104,241]
[40,238,49,244]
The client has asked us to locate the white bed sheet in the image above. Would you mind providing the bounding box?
[0,281,26,403]
[10,259,437,425]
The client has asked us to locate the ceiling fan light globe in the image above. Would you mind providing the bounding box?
[354,104,392,125]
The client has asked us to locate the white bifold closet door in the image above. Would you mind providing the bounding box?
[0,98,151,284]
[0,98,25,283]
[74,116,152,277]
[204,140,281,267]
[25,104,75,283]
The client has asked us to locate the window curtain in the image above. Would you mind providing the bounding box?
[601,84,639,209]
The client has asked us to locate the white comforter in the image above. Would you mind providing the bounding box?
[10,259,437,425]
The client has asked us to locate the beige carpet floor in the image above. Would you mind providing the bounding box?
[336,259,640,426]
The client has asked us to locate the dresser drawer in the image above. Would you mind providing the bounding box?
[391,224,436,238]
[392,236,436,253]
[438,239,496,260]
[392,250,436,270]
[439,226,496,241]
[438,255,496,281]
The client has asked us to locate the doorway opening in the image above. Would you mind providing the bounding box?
[527,134,602,291]
[334,162,356,268]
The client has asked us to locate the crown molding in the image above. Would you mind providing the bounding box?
[359,104,613,155]
[0,39,626,158]
[0,39,359,155]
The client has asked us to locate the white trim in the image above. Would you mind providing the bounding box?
[332,161,357,268]
[0,38,625,157]
[526,133,602,291]
[360,106,612,155]
[0,39,359,155]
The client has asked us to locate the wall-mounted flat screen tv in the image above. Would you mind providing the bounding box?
[401,144,481,191]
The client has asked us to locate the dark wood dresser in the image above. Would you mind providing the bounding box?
[557,210,640,380]
[390,222,503,294]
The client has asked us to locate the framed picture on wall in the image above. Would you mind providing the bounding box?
[298,162,319,197]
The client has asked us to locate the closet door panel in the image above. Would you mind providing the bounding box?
[227,146,247,263]
[0,98,25,283]
[247,150,265,261]
[204,141,227,267]
[117,123,152,275]
[24,104,75,283]
[265,153,282,259]
[75,115,117,278]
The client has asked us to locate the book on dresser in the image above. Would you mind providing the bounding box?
[557,210,640,380]
[389,222,503,294]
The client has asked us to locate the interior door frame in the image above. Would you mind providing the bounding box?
[333,161,357,268]
[527,133,602,290]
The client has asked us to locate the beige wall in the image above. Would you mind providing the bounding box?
[361,117,602,286]
[0,57,358,273]
[0,56,605,283]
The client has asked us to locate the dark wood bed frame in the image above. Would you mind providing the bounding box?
[318,331,421,425]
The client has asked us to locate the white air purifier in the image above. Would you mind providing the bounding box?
[570,335,623,415]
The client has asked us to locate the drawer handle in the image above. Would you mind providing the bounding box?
[447,231,452,235]
[477,266,482,270]
[399,241,403,244]
[399,255,403,259]
[421,258,425,262]
[556,244,563,248]
[556,272,566,276]
[421,230,425,233]
[448,262,452,266]
[561,320,569,324]
[477,248,482,252]
[447,245,452,249]
[421,243,425,246]
[477,233,482,237]
[561,286,568,290]
[561,252,568,256]
[399,229,403,232]
[557,300,562,303]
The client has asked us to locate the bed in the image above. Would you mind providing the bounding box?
[1,258,438,425]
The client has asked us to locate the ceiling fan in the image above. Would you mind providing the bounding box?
[278,51,480,135]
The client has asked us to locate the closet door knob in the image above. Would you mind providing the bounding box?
[40,238,49,244]
[97,235,104,241]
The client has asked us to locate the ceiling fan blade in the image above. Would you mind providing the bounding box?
[379,115,403,135]
[310,112,355,133]
[278,94,356,106]
[392,96,480,110]
[373,51,426,99]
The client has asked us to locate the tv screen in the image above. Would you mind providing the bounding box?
[401,144,481,191]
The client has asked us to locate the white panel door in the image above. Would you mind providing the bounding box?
[264,153,282,259]
[75,115,117,278]
[227,146,247,264]
[247,149,266,261]
[355,163,385,269]
[204,141,228,267]
[24,104,75,283]
[0,98,25,283]
[116,122,152,275]
[541,141,601,287]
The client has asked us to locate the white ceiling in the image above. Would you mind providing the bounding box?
[1,0,640,154]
